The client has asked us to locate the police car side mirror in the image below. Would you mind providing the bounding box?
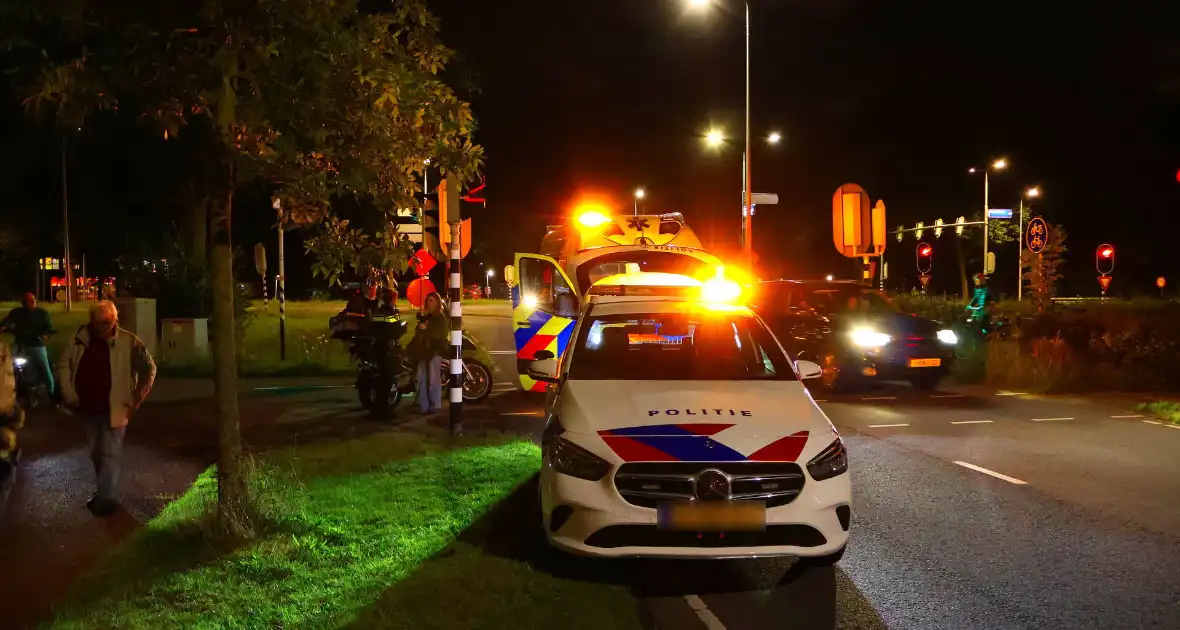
[795,360,823,380]
[528,358,559,383]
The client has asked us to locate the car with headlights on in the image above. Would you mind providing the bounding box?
[528,272,851,563]
[752,280,957,391]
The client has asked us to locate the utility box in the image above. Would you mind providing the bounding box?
[160,318,210,362]
[113,298,157,356]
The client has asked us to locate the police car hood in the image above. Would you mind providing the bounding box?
[559,380,836,463]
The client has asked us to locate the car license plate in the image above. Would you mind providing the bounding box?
[657,501,765,531]
[908,358,941,368]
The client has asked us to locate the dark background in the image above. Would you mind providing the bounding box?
[2,0,1178,299]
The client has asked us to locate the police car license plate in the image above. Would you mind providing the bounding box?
[907,358,941,368]
[658,501,765,531]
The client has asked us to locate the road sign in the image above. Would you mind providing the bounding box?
[1157,276,1167,289]
[985,252,996,275]
[872,200,886,256]
[406,277,437,308]
[752,193,779,205]
[1026,217,1048,254]
[919,273,931,291]
[1098,275,1112,293]
[410,248,438,275]
[253,243,267,276]
[934,218,945,238]
[987,208,1014,219]
[831,183,880,258]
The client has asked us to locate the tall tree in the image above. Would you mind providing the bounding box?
[1022,224,1067,313]
[21,0,481,530]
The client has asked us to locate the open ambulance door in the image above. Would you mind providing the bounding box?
[505,253,580,392]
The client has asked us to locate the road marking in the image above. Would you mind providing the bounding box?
[684,595,727,630]
[868,423,910,428]
[1031,417,1073,422]
[1111,414,1144,419]
[500,411,544,417]
[1166,424,1180,431]
[953,461,1028,485]
[930,394,964,398]
[489,350,517,355]
[1142,420,1163,425]
[252,385,350,391]
[996,391,1028,396]
[950,420,993,425]
[861,396,896,401]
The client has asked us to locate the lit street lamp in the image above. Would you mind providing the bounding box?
[704,128,725,148]
[968,158,1008,276]
[687,0,755,270]
[485,268,494,298]
[1017,186,1041,301]
[767,131,782,145]
[633,187,646,215]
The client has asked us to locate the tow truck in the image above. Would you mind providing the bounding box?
[505,204,733,391]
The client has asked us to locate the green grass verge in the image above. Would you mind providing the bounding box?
[1133,401,1180,424]
[45,431,642,630]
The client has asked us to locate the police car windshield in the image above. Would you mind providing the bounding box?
[568,311,797,381]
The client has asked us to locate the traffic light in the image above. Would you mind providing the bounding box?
[916,242,933,274]
[1096,244,1115,275]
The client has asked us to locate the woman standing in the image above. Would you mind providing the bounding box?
[412,292,449,414]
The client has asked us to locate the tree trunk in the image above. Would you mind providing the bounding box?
[955,236,969,302]
[210,169,246,532]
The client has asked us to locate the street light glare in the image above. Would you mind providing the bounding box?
[767,131,782,145]
[968,167,977,173]
[992,159,1008,170]
[1026,187,1041,198]
[687,0,710,8]
[487,269,494,278]
[705,129,724,147]
[634,188,646,199]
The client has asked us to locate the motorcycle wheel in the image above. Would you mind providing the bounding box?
[462,360,493,404]
[357,374,402,414]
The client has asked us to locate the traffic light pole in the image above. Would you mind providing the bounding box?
[448,219,463,436]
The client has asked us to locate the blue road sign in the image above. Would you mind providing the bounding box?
[987,208,1013,219]
[1026,217,1049,254]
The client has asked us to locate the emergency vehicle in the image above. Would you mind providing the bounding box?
[528,270,851,561]
[505,206,729,391]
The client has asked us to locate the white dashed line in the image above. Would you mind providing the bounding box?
[1031,417,1073,422]
[953,461,1028,485]
[1143,420,1163,425]
[1166,424,1180,431]
[861,396,897,401]
[995,391,1028,396]
[929,394,964,398]
[950,420,993,425]
[1112,414,1144,419]
[868,423,911,428]
[684,595,727,630]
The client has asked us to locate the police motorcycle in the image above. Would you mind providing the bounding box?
[331,308,493,416]
[0,325,55,410]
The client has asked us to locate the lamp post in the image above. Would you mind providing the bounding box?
[633,187,645,215]
[1017,186,1040,301]
[702,126,779,260]
[968,158,1007,277]
[485,268,494,298]
[687,0,753,269]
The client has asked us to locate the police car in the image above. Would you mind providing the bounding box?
[529,270,851,562]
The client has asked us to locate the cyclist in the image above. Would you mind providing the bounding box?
[965,273,995,332]
[1,293,55,398]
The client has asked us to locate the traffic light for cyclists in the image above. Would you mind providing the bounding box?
[1096,244,1115,275]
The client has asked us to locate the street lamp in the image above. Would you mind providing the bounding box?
[485,268,494,298]
[633,187,646,215]
[704,128,725,148]
[1017,186,1041,302]
[767,131,782,145]
[687,0,754,270]
[968,158,1008,277]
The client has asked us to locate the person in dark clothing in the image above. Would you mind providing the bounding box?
[411,292,449,414]
[345,280,380,317]
[375,287,400,317]
[57,301,156,517]
[1,293,55,396]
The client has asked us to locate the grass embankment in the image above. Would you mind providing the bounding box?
[1,299,508,377]
[47,431,642,630]
[1134,401,1180,425]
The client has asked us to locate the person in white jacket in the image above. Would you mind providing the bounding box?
[57,301,156,517]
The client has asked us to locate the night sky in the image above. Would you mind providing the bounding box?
[2,0,1178,299]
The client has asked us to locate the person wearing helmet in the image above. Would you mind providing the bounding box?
[346,279,381,317]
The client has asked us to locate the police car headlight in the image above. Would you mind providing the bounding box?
[806,438,848,481]
[549,436,611,481]
[13,357,27,367]
[937,329,958,345]
[850,328,891,348]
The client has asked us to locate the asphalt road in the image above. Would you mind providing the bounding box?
[468,312,1180,630]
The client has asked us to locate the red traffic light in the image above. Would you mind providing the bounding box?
[1099,246,1114,258]
[918,245,932,257]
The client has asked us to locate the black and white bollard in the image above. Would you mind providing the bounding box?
[448,221,463,435]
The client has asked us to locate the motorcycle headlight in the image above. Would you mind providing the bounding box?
[937,329,958,345]
[13,357,27,367]
[548,436,611,481]
[807,438,849,481]
[850,328,891,348]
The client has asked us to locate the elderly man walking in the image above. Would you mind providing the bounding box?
[57,301,156,517]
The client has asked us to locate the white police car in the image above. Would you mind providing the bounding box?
[530,271,851,562]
